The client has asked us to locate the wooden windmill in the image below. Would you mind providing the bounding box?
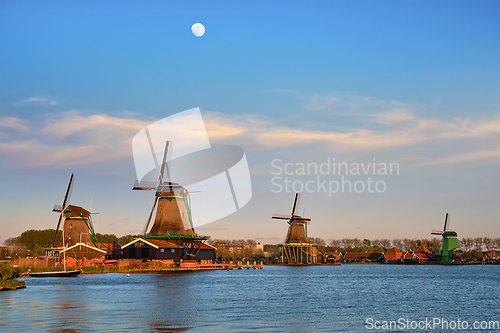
[272,193,310,243]
[272,193,320,264]
[131,141,212,263]
[49,174,103,260]
[431,213,460,263]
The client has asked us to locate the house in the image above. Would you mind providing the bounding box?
[323,251,343,263]
[385,247,405,263]
[401,252,420,264]
[304,246,324,263]
[59,242,107,260]
[484,251,500,262]
[121,238,216,263]
[98,242,122,260]
[413,246,436,262]
[343,252,386,263]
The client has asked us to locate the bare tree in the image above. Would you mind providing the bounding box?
[329,239,341,248]
[392,239,403,250]
[342,238,353,250]
[379,239,392,251]
[308,237,326,247]
[459,238,473,252]
[352,238,362,249]
[483,237,492,251]
[402,238,413,252]
[474,237,483,251]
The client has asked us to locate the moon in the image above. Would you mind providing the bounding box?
[191,23,205,37]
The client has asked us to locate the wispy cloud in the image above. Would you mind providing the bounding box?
[0,112,150,169]
[18,96,58,106]
[423,149,500,165]
[1,95,499,170]
[203,93,500,166]
[0,117,30,132]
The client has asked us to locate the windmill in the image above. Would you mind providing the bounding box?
[272,193,310,244]
[272,193,319,264]
[431,213,459,263]
[133,141,195,237]
[51,174,99,249]
[132,140,210,263]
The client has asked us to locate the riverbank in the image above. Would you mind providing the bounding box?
[0,279,26,290]
[0,264,26,291]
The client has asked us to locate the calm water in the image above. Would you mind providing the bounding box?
[1,265,499,332]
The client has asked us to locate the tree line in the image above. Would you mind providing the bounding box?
[308,237,500,253]
[3,229,499,259]
[206,239,263,260]
[3,229,136,257]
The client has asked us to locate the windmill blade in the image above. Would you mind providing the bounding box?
[51,174,74,247]
[443,212,449,232]
[142,195,159,236]
[447,213,451,231]
[272,213,290,220]
[61,173,74,210]
[52,213,63,247]
[133,180,158,191]
[291,193,299,216]
[157,141,170,187]
[431,229,443,235]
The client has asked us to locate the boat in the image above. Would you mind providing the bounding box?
[29,270,82,278]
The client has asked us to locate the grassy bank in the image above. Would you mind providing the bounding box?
[0,264,26,290]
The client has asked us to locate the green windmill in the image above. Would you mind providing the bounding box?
[431,213,459,263]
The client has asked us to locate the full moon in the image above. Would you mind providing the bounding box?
[191,23,205,37]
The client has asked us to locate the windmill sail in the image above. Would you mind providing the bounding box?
[52,173,74,247]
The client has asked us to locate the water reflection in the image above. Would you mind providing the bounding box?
[147,272,196,331]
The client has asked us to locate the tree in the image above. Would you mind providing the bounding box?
[329,239,342,250]
[118,235,135,245]
[460,238,473,252]
[482,237,492,251]
[95,233,118,244]
[362,239,371,252]
[16,229,61,253]
[4,237,19,246]
[352,238,362,250]
[473,237,483,251]
[379,239,391,251]
[392,239,403,250]
[402,238,412,252]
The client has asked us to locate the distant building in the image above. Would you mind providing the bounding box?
[413,246,436,262]
[385,247,405,263]
[343,252,386,263]
[484,251,500,262]
[323,251,343,263]
[97,242,122,260]
[401,252,420,263]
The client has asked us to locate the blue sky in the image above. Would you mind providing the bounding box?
[1,1,499,245]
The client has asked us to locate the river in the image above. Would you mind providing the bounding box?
[1,265,499,332]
